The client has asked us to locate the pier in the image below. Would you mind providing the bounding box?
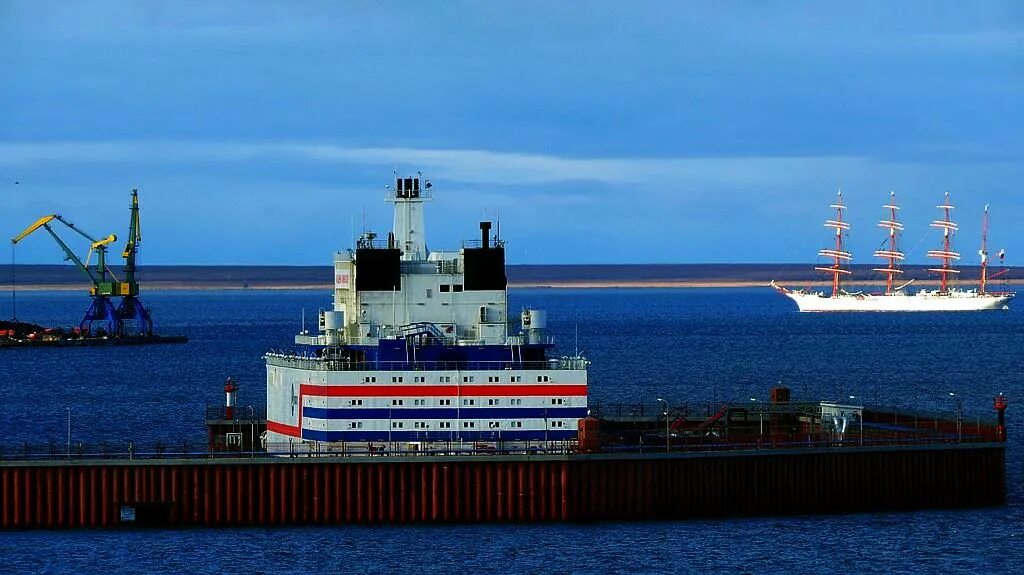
[0,443,1005,529]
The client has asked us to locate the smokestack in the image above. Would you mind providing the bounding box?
[480,221,492,249]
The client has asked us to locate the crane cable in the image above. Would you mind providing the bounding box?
[10,243,17,322]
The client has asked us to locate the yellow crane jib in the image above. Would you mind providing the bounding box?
[11,214,58,244]
[85,234,118,269]
[92,234,118,249]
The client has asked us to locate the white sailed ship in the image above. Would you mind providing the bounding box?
[773,192,1014,312]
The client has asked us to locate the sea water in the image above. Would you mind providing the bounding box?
[1,288,1021,573]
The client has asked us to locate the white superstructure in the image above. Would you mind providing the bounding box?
[265,174,589,453]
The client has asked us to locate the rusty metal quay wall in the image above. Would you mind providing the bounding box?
[0,443,1005,529]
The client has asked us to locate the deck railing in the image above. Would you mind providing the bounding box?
[265,355,588,372]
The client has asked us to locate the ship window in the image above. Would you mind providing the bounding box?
[348,399,363,406]
[511,376,522,383]
[463,421,475,428]
[392,376,404,383]
[440,376,451,383]
[463,376,475,383]
[440,284,451,293]
[463,399,475,406]
[488,421,500,428]
[392,399,404,406]
[453,284,463,292]
[426,288,433,299]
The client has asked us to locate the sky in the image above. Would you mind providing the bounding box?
[1,1,1022,265]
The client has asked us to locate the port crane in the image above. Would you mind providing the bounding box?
[10,189,154,336]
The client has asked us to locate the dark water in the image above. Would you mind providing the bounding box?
[1,288,1022,573]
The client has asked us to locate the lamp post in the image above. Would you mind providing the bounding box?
[246,405,255,457]
[656,398,669,453]
[949,392,963,441]
[849,396,862,445]
[750,398,763,441]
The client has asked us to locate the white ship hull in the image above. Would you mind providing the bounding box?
[778,287,1013,312]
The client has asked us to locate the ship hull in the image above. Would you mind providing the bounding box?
[780,290,1013,312]
[265,356,588,451]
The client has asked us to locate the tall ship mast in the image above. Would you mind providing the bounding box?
[813,191,852,298]
[871,191,904,295]
[926,192,960,293]
[264,174,589,452]
[980,204,991,295]
[772,191,1014,312]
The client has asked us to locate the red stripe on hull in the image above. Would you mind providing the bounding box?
[267,420,301,438]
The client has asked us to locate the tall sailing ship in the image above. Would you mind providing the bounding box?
[772,191,1014,312]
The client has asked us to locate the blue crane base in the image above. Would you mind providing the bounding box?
[116,296,154,336]
[79,296,154,337]
[80,297,120,336]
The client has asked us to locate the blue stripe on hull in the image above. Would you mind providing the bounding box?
[302,406,588,420]
[300,429,578,443]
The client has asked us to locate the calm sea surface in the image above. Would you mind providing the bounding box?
[1,288,1022,573]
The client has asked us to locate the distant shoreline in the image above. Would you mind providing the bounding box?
[6,279,1022,292]
[4,263,1018,292]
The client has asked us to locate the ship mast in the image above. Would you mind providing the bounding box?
[872,191,904,295]
[979,204,990,295]
[927,192,960,293]
[814,190,852,298]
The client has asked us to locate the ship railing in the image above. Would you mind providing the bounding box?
[505,335,556,346]
[354,239,391,250]
[264,355,588,372]
[0,426,1002,463]
[461,239,506,249]
[205,406,267,421]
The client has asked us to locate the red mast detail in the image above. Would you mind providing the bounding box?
[872,191,904,295]
[980,205,989,295]
[814,190,851,298]
[927,192,960,293]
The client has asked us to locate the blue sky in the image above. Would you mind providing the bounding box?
[1,1,1022,265]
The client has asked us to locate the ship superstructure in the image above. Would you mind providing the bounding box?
[773,191,1014,312]
[265,175,588,451]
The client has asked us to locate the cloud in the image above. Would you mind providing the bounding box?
[0,140,871,188]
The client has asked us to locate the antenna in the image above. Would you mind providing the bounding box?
[574,322,579,357]
[301,307,306,334]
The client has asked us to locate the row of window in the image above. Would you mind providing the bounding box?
[438,284,464,293]
[347,397,556,407]
[350,420,563,430]
[362,375,546,384]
